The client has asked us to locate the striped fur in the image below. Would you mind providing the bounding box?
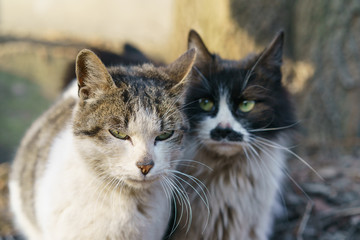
[10,48,196,240]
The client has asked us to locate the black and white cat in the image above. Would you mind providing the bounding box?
[170,30,296,240]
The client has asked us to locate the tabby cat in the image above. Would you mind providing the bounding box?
[9,48,196,240]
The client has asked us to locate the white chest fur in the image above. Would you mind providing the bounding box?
[35,126,170,240]
[177,138,286,240]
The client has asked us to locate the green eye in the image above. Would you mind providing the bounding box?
[155,131,174,141]
[239,100,255,112]
[199,98,214,111]
[109,129,130,140]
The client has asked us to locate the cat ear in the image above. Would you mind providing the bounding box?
[164,48,197,86]
[188,30,213,67]
[258,30,284,68]
[163,48,196,103]
[76,49,114,100]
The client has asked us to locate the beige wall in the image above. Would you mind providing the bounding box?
[0,0,174,55]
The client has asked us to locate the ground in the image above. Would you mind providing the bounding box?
[272,152,360,240]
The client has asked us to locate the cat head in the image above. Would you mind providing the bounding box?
[185,30,295,157]
[72,48,196,189]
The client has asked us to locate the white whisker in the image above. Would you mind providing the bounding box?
[169,175,193,232]
[171,159,213,171]
[250,136,323,180]
[248,121,300,133]
[169,170,210,233]
[164,176,190,233]
[161,177,179,237]
[250,139,313,202]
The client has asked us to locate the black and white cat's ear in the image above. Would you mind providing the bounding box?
[165,48,197,86]
[259,30,284,68]
[76,49,114,100]
[188,30,213,66]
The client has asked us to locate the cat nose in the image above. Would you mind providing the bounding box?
[217,122,232,129]
[210,127,243,142]
[136,160,154,175]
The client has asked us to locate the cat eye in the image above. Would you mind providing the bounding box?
[109,129,130,140]
[155,131,174,141]
[199,98,214,111]
[238,100,255,112]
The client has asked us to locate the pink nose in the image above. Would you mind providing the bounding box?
[217,122,232,129]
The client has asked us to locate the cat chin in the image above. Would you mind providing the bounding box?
[204,140,245,157]
[124,176,160,189]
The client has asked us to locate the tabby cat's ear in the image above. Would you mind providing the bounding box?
[163,48,196,103]
[188,30,213,67]
[164,48,197,87]
[76,49,114,100]
[258,30,284,69]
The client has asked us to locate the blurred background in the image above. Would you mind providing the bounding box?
[0,0,359,239]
